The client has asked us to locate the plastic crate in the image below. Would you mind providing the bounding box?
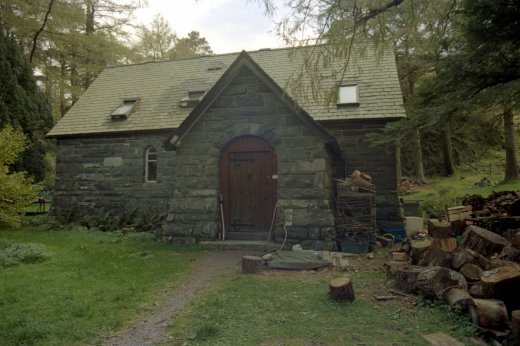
[383,227,407,243]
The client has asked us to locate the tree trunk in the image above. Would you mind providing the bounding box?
[416,266,468,300]
[395,265,423,293]
[445,287,472,309]
[481,264,520,313]
[383,260,411,280]
[460,263,483,282]
[329,277,355,302]
[460,225,508,257]
[410,239,431,265]
[395,138,403,179]
[469,299,508,329]
[451,248,490,270]
[503,107,519,182]
[442,123,456,176]
[413,128,427,184]
[241,256,262,274]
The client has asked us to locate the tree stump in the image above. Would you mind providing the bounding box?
[417,266,468,300]
[460,263,483,283]
[451,248,490,270]
[481,264,520,313]
[395,265,423,293]
[417,247,453,268]
[410,239,431,265]
[460,225,508,257]
[241,256,263,274]
[428,219,453,238]
[512,310,520,345]
[329,277,355,302]
[431,237,457,253]
[469,299,508,329]
[383,260,411,280]
[445,287,472,309]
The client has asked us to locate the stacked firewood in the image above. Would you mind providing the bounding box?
[463,191,520,216]
[397,177,420,195]
[385,224,520,340]
[335,171,376,250]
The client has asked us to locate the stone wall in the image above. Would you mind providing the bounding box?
[53,130,175,221]
[322,119,403,228]
[162,66,337,243]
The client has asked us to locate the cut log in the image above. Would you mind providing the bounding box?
[511,233,520,248]
[416,266,468,300]
[512,310,520,345]
[329,277,355,302]
[460,263,483,282]
[431,237,457,253]
[417,247,453,268]
[487,258,516,270]
[241,256,263,274]
[451,248,490,270]
[469,281,486,298]
[383,260,411,280]
[395,265,423,294]
[460,225,508,257]
[469,299,508,329]
[498,244,520,262]
[428,219,453,238]
[481,264,520,313]
[392,251,410,261]
[445,287,472,309]
[410,239,431,265]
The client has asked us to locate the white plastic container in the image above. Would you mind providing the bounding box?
[405,216,423,236]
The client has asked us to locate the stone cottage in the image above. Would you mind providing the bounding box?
[47,46,406,244]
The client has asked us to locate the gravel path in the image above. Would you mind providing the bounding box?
[106,250,253,346]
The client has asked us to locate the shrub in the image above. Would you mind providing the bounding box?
[419,187,463,218]
[0,126,41,227]
[0,242,49,267]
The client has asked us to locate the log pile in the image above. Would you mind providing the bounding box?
[463,191,520,217]
[335,171,376,252]
[385,222,520,337]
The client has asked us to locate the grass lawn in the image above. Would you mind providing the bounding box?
[165,257,478,346]
[0,225,202,346]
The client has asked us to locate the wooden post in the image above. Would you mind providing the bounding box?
[329,277,355,302]
[241,256,263,274]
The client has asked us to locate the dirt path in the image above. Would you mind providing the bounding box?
[106,250,253,346]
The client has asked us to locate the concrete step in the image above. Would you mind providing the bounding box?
[199,240,279,251]
[225,231,270,241]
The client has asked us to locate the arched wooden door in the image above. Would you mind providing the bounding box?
[220,136,277,239]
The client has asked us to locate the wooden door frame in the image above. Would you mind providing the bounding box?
[219,135,277,232]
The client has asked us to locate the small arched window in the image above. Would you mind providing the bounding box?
[145,146,157,182]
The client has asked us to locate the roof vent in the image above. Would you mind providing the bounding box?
[206,61,226,72]
[178,90,206,108]
[111,97,139,120]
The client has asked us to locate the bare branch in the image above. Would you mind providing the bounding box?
[30,0,55,63]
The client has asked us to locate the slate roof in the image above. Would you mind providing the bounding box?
[47,45,406,137]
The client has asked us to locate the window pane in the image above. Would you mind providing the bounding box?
[147,161,157,181]
[338,85,358,104]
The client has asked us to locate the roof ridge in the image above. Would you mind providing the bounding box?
[104,45,315,70]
